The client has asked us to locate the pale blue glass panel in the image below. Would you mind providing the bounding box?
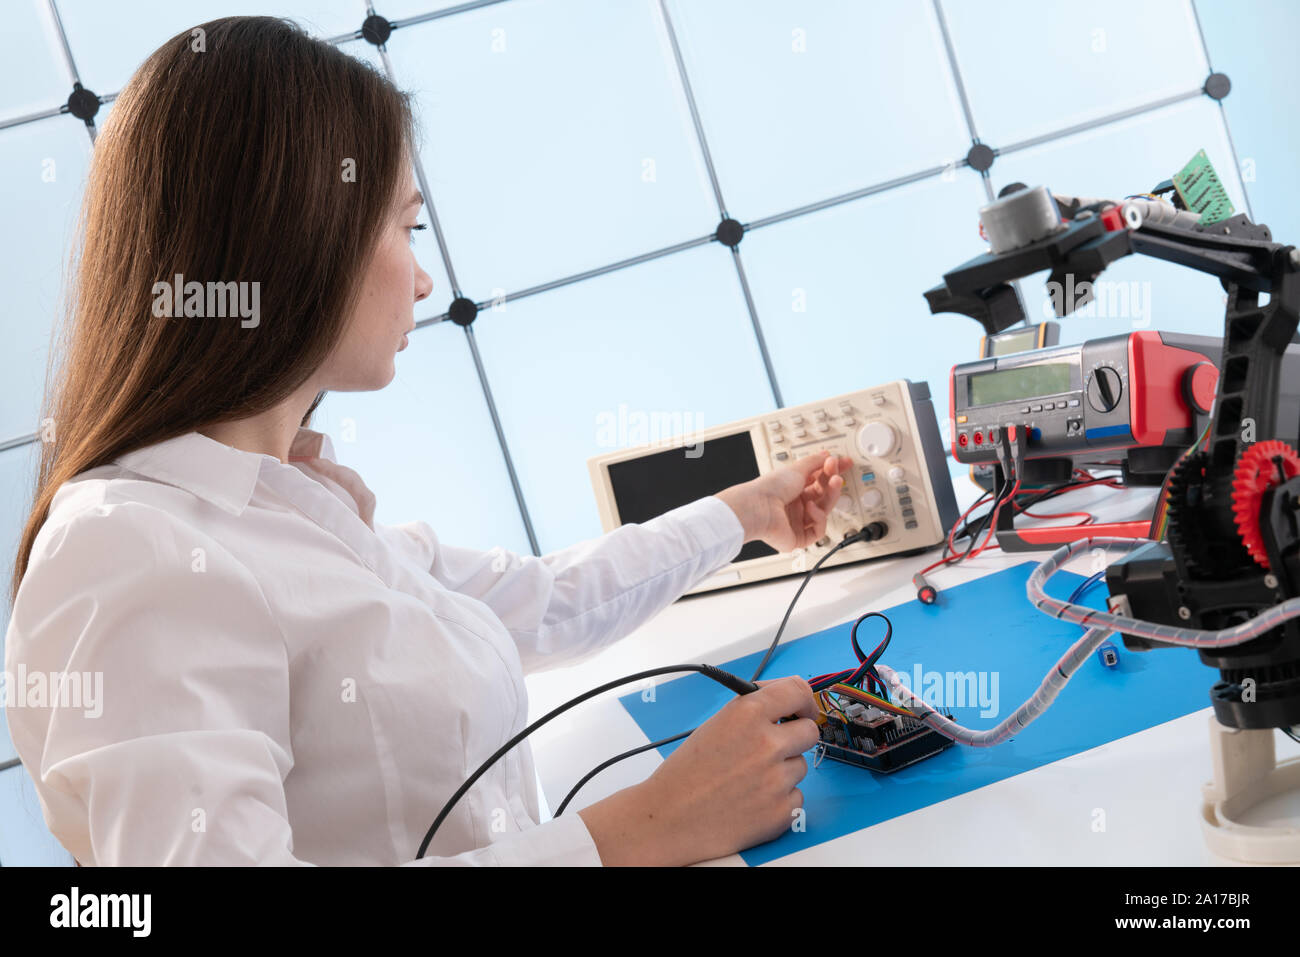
[382,0,718,298]
[473,242,774,553]
[0,766,75,865]
[310,319,532,554]
[739,170,990,481]
[339,39,455,307]
[1,441,41,765]
[376,0,491,19]
[992,97,1249,345]
[0,0,71,122]
[665,0,970,222]
[941,0,1208,148]
[55,0,371,95]
[92,96,113,135]
[1195,0,1300,244]
[0,118,93,443]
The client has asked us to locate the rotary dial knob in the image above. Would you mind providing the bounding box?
[856,422,897,458]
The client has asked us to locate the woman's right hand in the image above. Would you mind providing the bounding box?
[577,676,821,866]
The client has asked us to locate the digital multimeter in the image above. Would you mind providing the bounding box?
[980,321,1059,358]
[951,331,1221,467]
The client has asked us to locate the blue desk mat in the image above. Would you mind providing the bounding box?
[618,561,1211,865]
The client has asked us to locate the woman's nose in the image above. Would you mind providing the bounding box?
[415,263,434,303]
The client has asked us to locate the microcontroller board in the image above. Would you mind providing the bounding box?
[817,702,955,773]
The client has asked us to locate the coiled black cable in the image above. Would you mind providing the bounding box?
[553,522,888,817]
[416,663,758,859]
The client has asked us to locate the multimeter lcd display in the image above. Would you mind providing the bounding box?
[987,328,1039,356]
[967,363,1072,407]
[605,431,777,563]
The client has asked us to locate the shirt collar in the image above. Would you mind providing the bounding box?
[112,427,338,517]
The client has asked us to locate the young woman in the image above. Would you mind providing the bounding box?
[4,16,850,866]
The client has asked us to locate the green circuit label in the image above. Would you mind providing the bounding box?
[1174,149,1235,225]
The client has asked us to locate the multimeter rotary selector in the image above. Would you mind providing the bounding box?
[588,380,960,595]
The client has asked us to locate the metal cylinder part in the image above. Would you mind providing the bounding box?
[1121,197,1201,230]
[979,185,1065,253]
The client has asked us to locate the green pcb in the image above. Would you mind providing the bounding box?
[1173,148,1234,225]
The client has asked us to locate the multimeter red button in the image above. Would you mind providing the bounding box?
[957,434,969,447]
[973,431,983,445]
[1184,361,1219,414]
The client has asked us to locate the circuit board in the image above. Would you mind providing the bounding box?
[816,705,955,773]
[1172,148,1234,225]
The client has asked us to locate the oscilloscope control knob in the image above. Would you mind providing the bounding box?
[856,421,898,458]
[860,488,884,509]
[1087,366,1124,413]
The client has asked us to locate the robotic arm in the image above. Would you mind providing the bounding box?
[926,185,1300,733]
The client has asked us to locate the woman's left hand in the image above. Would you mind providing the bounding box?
[715,450,855,554]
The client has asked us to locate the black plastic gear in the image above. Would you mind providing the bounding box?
[1165,450,1254,579]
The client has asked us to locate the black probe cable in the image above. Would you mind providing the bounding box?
[553,523,887,816]
[955,476,1013,559]
[415,662,759,859]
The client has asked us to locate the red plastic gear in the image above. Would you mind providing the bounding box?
[1232,440,1300,569]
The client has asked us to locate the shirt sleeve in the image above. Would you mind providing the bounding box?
[3,501,603,866]
[376,496,746,673]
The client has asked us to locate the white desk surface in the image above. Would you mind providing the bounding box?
[525,478,1300,866]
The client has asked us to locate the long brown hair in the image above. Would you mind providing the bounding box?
[10,15,417,604]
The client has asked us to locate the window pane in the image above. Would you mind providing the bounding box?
[310,319,532,554]
[473,243,774,553]
[665,0,971,222]
[738,171,989,479]
[54,0,371,96]
[991,97,1249,344]
[92,92,114,134]
[1,441,41,765]
[0,766,74,865]
[941,0,1208,148]
[0,118,92,443]
[1195,0,1300,243]
[382,0,718,298]
[0,0,71,122]
[373,0,490,19]
[338,39,455,306]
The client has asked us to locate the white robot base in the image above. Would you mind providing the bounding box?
[1200,714,1300,864]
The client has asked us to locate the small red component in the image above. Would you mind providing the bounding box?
[973,431,984,445]
[958,433,969,447]
[1100,205,1127,232]
[1232,440,1300,570]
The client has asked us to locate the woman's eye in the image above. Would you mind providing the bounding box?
[408,223,428,246]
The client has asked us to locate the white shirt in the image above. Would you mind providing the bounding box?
[4,427,744,865]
